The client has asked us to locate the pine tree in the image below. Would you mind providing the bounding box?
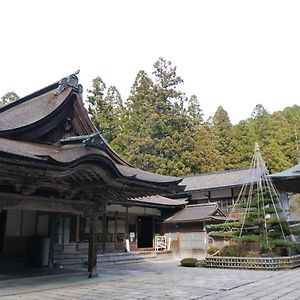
[87,77,124,143]
[212,106,239,169]
[1,91,19,105]
[207,144,296,256]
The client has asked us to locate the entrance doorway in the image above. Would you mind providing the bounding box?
[137,216,153,248]
[0,210,7,255]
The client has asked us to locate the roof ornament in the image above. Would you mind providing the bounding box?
[54,70,83,96]
[82,132,107,150]
[254,142,260,153]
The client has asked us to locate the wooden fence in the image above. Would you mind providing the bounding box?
[205,255,300,270]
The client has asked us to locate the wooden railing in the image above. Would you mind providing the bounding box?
[205,255,300,270]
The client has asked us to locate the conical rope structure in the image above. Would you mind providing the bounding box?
[207,143,295,253]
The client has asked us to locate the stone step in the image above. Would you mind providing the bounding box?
[54,251,159,267]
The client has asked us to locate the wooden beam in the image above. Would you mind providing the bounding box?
[0,191,96,214]
[0,191,95,206]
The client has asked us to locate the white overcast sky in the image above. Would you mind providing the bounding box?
[1,0,300,124]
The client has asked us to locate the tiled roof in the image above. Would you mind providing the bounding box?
[164,203,226,223]
[180,168,259,191]
[270,163,300,179]
[269,164,300,193]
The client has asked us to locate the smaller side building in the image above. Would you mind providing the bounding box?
[180,168,260,212]
[163,203,229,258]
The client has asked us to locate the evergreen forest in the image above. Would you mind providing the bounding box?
[2,58,300,177]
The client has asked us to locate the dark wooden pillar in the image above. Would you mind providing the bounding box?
[102,208,107,254]
[62,215,65,252]
[125,206,129,239]
[48,214,59,267]
[88,211,98,278]
[76,215,80,251]
[124,206,130,252]
[114,212,117,251]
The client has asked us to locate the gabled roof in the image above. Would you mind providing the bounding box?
[164,203,228,223]
[181,168,259,192]
[0,71,94,141]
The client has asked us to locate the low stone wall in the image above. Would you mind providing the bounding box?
[205,255,300,270]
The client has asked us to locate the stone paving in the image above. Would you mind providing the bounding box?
[0,260,299,299]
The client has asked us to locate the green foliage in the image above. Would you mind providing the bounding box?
[86,58,300,176]
[232,197,274,208]
[92,57,223,176]
[208,231,239,238]
[233,235,263,243]
[211,106,239,169]
[247,207,283,218]
[86,77,124,143]
[270,239,296,248]
[207,221,251,230]
[265,217,286,224]
[210,182,293,256]
[291,225,300,235]
[180,257,199,267]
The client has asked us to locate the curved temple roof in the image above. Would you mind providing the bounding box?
[0,89,71,132]
[0,135,181,187]
[0,72,184,203]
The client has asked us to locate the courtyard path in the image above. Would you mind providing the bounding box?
[0,260,299,299]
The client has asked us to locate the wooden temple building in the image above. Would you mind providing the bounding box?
[0,72,185,277]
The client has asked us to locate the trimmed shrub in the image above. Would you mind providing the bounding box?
[220,243,248,257]
[180,257,198,267]
[207,246,219,256]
